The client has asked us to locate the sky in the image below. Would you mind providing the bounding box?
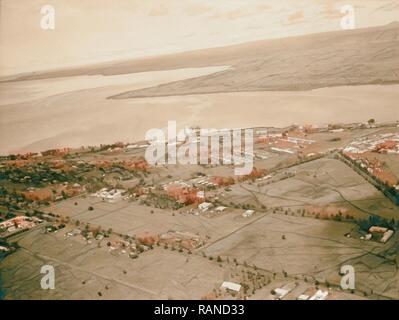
[0,0,398,76]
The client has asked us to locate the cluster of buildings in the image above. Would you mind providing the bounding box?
[159,230,205,250]
[163,181,204,205]
[343,133,399,188]
[163,177,218,189]
[272,283,329,300]
[65,228,83,238]
[64,228,151,258]
[261,134,316,156]
[361,226,395,243]
[219,280,331,300]
[344,133,399,154]
[271,136,316,155]
[23,182,84,203]
[187,176,220,188]
[0,216,41,237]
[91,188,125,203]
[198,202,214,212]
[343,151,398,187]
[196,202,255,218]
[162,175,236,206]
[198,202,231,216]
[92,158,149,172]
[41,148,71,157]
[125,143,150,150]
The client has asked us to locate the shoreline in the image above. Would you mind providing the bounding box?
[2,121,397,158]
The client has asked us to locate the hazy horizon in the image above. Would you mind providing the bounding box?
[0,1,398,155]
[1,0,399,77]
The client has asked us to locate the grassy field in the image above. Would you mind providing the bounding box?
[221,158,399,220]
[0,228,226,299]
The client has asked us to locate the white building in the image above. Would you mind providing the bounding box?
[92,188,124,203]
[0,246,10,252]
[364,234,372,241]
[381,230,394,243]
[274,288,289,300]
[242,210,255,218]
[196,191,205,199]
[221,281,241,292]
[309,290,329,300]
[271,147,295,154]
[198,202,213,212]
[287,137,315,144]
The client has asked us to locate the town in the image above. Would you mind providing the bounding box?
[1,120,398,300]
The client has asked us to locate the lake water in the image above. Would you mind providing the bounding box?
[0,66,398,155]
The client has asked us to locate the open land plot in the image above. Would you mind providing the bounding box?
[43,196,266,241]
[224,158,399,220]
[306,129,377,146]
[203,213,398,298]
[0,228,227,300]
[203,213,379,275]
[80,147,146,161]
[150,163,235,183]
[42,196,127,219]
[251,152,291,172]
[317,231,399,299]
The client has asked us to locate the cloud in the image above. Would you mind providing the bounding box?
[1,0,398,76]
[372,0,399,13]
[285,10,305,25]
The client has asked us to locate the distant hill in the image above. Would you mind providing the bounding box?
[5,23,399,97]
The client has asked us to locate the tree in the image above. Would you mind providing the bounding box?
[368,119,375,127]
